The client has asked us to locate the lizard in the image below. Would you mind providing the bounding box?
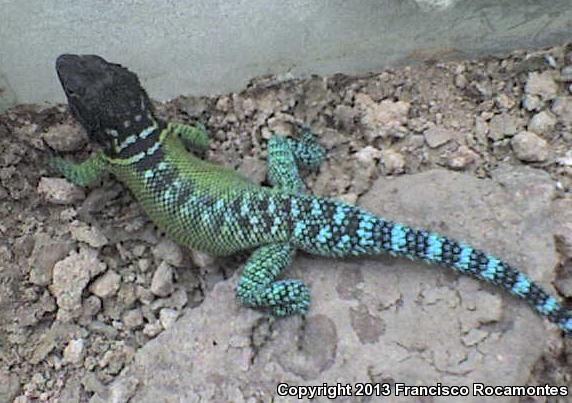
[50,53,572,336]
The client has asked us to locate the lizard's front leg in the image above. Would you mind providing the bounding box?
[169,122,210,152]
[49,150,108,186]
[236,243,310,316]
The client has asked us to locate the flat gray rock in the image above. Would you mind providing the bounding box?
[95,167,560,403]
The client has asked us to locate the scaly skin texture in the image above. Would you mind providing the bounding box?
[52,54,572,332]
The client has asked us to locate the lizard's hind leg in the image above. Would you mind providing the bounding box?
[236,243,310,316]
[267,125,326,192]
[286,125,326,171]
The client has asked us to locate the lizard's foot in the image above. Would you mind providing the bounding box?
[237,279,311,317]
[49,151,107,187]
[558,313,572,336]
[287,124,326,171]
[236,243,310,316]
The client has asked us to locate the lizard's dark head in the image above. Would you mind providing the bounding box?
[56,54,156,153]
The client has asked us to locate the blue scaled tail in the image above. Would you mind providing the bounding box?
[291,196,572,336]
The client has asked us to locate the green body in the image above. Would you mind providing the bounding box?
[112,126,286,255]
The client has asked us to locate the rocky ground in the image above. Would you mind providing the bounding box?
[1,43,572,402]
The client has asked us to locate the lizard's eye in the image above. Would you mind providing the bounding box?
[66,87,84,98]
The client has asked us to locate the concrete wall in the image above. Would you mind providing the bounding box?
[1,0,571,111]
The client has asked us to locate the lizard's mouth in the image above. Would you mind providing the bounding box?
[56,54,99,99]
[55,54,105,137]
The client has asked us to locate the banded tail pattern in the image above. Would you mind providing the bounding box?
[291,196,572,335]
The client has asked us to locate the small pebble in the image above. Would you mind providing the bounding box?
[63,339,84,364]
[123,308,144,329]
[525,71,558,100]
[71,223,108,248]
[354,146,382,165]
[153,239,184,268]
[488,113,518,141]
[190,250,215,268]
[511,131,549,162]
[522,94,542,112]
[82,295,102,318]
[143,321,163,338]
[41,123,86,152]
[89,270,121,298]
[551,96,572,124]
[454,74,467,89]
[381,150,405,174]
[424,126,455,148]
[528,111,557,135]
[447,146,479,170]
[37,177,85,205]
[159,308,179,330]
[150,262,175,297]
[560,65,572,82]
[136,285,155,305]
